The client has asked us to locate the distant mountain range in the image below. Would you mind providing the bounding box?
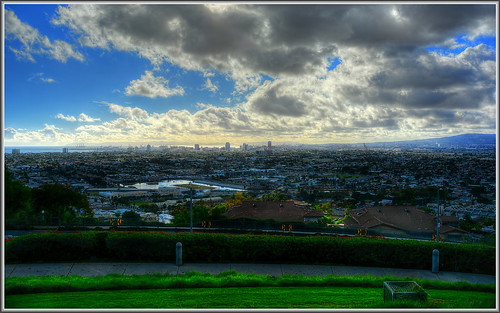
[368,133,496,147]
[293,133,496,150]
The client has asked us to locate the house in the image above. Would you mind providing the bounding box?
[343,206,466,240]
[224,200,323,223]
[440,216,460,228]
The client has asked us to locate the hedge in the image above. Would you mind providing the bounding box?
[5,232,106,262]
[5,232,495,275]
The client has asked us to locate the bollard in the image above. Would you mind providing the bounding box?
[176,242,183,266]
[432,249,439,273]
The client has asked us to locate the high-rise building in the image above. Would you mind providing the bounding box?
[268,141,272,148]
[194,144,200,150]
[62,148,69,153]
[12,149,21,154]
[242,143,248,151]
[225,142,230,151]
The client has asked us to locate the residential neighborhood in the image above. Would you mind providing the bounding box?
[4,145,496,242]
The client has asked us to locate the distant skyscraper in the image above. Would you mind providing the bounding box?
[147,144,152,151]
[195,144,200,150]
[242,143,248,151]
[12,148,21,154]
[62,148,69,153]
[225,142,230,151]
[268,141,272,148]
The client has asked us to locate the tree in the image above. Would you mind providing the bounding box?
[225,192,253,207]
[459,213,481,232]
[139,203,161,214]
[122,210,141,219]
[317,202,332,212]
[4,168,33,221]
[260,192,289,201]
[32,183,91,225]
[209,204,228,219]
[170,204,210,225]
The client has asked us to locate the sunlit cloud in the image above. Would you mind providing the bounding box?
[125,70,185,98]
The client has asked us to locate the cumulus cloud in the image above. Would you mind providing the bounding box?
[56,113,101,122]
[4,127,18,140]
[104,101,149,121]
[204,78,218,92]
[77,113,101,122]
[56,114,77,122]
[125,71,184,98]
[5,9,84,62]
[51,4,494,74]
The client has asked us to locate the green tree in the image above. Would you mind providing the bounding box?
[317,202,332,212]
[170,204,210,225]
[459,213,481,232]
[139,203,160,214]
[225,192,253,207]
[260,192,289,201]
[209,204,228,219]
[4,168,33,221]
[32,183,91,225]
[122,210,141,219]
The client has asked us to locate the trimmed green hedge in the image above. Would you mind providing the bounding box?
[5,232,495,275]
[5,232,106,262]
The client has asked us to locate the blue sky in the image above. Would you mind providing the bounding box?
[3,3,497,147]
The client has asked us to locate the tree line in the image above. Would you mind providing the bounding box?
[5,168,92,227]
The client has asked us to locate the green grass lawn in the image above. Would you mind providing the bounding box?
[5,286,496,309]
[4,271,496,309]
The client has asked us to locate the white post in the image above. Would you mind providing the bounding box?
[176,242,183,266]
[432,249,439,273]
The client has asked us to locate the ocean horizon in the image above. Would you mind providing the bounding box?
[4,146,100,153]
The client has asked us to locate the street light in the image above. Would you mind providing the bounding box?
[189,182,193,233]
[436,188,441,242]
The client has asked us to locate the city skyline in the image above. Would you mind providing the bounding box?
[3,2,497,147]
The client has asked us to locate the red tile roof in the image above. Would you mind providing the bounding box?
[344,206,465,234]
[224,200,320,222]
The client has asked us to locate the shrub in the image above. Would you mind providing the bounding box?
[5,232,105,263]
[5,232,495,275]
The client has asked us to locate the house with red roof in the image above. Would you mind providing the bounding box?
[343,206,466,240]
[224,200,324,223]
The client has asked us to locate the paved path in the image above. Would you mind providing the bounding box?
[4,263,495,284]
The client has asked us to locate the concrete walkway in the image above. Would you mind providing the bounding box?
[4,263,496,284]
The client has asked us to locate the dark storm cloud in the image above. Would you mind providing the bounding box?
[260,4,495,47]
[248,83,307,117]
[53,4,495,77]
[401,88,492,110]
[251,94,307,117]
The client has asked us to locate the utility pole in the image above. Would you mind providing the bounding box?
[189,182,193,233]
[436,188,441,242]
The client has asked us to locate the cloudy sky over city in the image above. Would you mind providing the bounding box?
[3,2,497,147]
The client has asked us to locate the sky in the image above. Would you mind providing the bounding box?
[2,2,497,147]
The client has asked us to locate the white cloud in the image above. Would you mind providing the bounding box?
[77,113,101,122]
[204,78,218,92]
[51,4,494,81]
[103,101,149,121]
[41,77,56,83]
[125,71,184,98]
[56,113,77,122]
[29,73,56,83]
[5,10,84,63]
[56,113,101,122]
